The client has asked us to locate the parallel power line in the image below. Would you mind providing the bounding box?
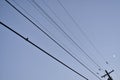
[57,0,119,79]
[56,0,108,67]
[5,0,102,80]
[12,0,75,57]
[0,21,88,80]
[41,0,102,71]
[31,0,102,70]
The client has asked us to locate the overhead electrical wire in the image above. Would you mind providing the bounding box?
[5,0,102,79]
[31,0,102,70]
[0,21,88,80]
[56,0,108,67]
[13,0,101,78]
[29,0,102,79]
[41,0,102,71]
[12,0,77,61]
[56,0,119,78]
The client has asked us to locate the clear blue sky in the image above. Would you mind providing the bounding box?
[0,0,120,80]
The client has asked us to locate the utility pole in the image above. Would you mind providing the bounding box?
[101,70,114,80]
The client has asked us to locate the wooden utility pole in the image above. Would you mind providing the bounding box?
[101,70,114,80]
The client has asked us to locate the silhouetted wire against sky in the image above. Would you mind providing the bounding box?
[1,0,120,80]
[31,0,102,70]
[56,0,108,68]
[42,0,105,71]
[0,21,89,80]
[55,1,120,78]
[5,0,101,79]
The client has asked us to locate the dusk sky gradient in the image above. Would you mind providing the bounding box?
[0,0,120,80]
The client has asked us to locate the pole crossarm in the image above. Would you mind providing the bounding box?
[101,70,114,80]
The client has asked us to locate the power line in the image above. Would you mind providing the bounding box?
[0,21,88,80]
[5,0,101,79]
[56,0,119,78]
[31,0,102,71]
[56,0,108,69]
[42,0,66,30]
[42,0,102,71]
[12,0,77,61]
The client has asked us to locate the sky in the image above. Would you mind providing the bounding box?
[0,0,120,80]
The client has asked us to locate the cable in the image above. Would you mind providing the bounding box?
[31,0,102,70]
[56,1,119,78]
[56,0,108,69]
[30,0,102,79]
[42,0,102,71]
[5,0,101,79]
[42,0,66,29]
[12,0,76,61]
[0,21,88,80]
